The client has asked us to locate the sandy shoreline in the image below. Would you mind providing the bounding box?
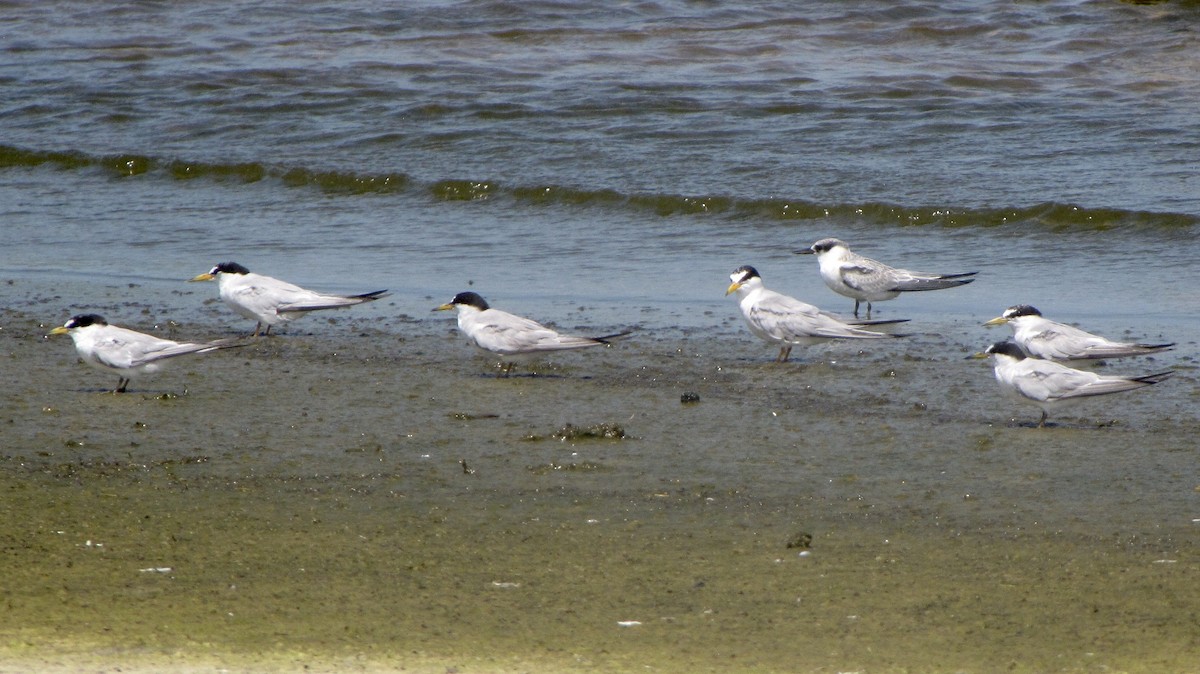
[2,300,1197,672]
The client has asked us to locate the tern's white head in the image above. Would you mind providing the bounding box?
[726,265,764,297]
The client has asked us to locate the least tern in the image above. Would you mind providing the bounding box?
[795,238,977,317]
[434,291,630,375]
[49,314,243,393]
[726,265,905,362]
[190,262,388,336]
[978,340,1173,428]
[985,305,1174,361]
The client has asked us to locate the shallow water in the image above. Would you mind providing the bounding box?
[2,0,1200,670]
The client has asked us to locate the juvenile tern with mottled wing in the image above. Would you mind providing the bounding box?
[725,265,905,362]
[435,291,631,375]
[984,305,1173,361]
[977,340,1173,428]
[795,238,976,318]
[49,314,243,393]
[190,262,388,336]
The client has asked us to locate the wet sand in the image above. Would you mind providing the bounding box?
[1,298,1197,673]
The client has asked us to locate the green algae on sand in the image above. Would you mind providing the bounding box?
[2,308,1197,672]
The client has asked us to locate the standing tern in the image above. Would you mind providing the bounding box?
[49,314,243,393]
[434,291,630,376]
[984,305,1174,361]
[726,265,905,362]
[795,238,976,318]
[190,262,388,336]
[977,340,1173,428]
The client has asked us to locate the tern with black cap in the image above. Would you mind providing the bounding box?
[49,314,242,393]
[191,262,387,336]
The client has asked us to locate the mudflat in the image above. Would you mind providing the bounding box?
[2,304,1196,673]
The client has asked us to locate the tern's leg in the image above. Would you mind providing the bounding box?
[1037,411,1048,429]
[115,377,130,393]
[777,346,792,362]
[866,302,873,320]
[853,299,861,318]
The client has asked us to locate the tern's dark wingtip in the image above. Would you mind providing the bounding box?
[594,329,635,345]
[1137,371,1175,385]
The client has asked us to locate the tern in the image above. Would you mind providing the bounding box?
[190,262,388,336]
[726,265,905,362]
[977,340,1173,428]
[49,314,243,393]
[434,291,630,375]
[795,238,976,318]
[984,305,1173,361]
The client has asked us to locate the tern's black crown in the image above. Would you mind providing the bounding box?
[212,262,251,275]
[1003,305,1042,319]
[732,265,760,282]
[65,314,108,329]
[985,340,1027,360]
[450,292,489,310]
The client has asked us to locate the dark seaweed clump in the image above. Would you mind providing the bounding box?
[552,423,626,440]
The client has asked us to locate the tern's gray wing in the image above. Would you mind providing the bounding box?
[223,273,381,316]
[885,268,977,292]
[224,279,295,319]
[1022,324,1102,360]
[803,313,896,340]
[1054,371,1172,400]
[749,292,893,341]
[837,250,975,295]
[467,310,602,354]
[1024,323,1172,360]
[1012,360,1165,403]
[837,260,898,296]
[87,334,145,370]
[278,289,388,313]
[1008,361,1104,403]
[126,341,232,367]
[1071,342,1175,359]
[95,328,234,369]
